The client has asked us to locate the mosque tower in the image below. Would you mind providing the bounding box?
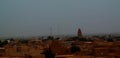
[77,28,83,38]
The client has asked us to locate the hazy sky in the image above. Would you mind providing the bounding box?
[0,0,120,37]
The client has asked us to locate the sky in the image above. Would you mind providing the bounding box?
[0,0,120,37]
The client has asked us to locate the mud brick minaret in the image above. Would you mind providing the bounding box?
[77,28,83,38]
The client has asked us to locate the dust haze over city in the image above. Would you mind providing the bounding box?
[0,0,120,58]
[0,0,120,37]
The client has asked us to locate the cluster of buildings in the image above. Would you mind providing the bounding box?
[0,28,120,58]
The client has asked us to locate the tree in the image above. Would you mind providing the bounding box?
[0,40,2,47]
[66,36,79,41]
[47,36,54,40]
[79,38,87,41]
[10,38,14,41]
[55,37,60,40]
[20,40,28,44]
[0,40,8,47]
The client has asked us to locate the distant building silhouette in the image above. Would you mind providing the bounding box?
[77,28,82,38]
